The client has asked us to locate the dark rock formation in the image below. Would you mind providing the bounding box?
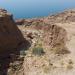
[0,9,26,54]
[0,9,31,75]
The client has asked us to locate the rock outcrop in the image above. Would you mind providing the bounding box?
[46,9,75,23]
[15,19,25,25]
[0,9,25,54]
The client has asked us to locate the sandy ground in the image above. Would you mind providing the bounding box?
[18,22,75,75]
[54,22,75,75]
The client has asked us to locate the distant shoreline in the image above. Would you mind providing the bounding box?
[14,8,75,20]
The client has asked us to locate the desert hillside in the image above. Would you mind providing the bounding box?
[0,9,75,75]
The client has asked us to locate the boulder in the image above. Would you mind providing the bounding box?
[0,9,25,54]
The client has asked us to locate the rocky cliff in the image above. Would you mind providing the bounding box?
[0,9,31,75]
[0,9,26,54]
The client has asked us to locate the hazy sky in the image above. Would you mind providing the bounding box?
[0,0,75,18]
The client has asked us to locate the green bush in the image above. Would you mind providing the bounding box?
[32,47,44,56]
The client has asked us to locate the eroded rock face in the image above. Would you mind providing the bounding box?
[15,19,25,25]
[46,9,75,23]
[0,9,25,54]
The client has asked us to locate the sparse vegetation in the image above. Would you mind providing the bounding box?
[51,45,70,54]
[66,59,73,70]
[66,64,73,70]
[20,50,26,57]
[60,60,65,66]
[68,59,73,64]
[43,66,51,73]
[43,63,54,73]
[32,46,45,56]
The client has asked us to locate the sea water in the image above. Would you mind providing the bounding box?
[0,0,75,19]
